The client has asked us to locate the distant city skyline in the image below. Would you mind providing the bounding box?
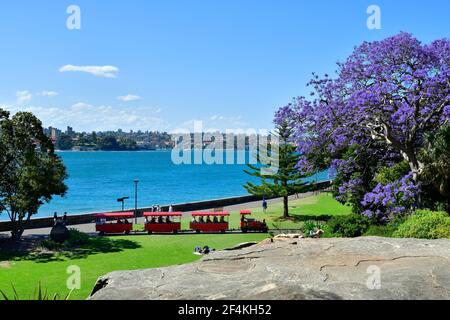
[1,0,449,132]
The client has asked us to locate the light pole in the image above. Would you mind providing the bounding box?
[134,179,139,224]
[117,196,130,211]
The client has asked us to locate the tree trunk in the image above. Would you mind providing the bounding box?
[401,146,424,181]
[10,216,24,241]
[283,196,289,219]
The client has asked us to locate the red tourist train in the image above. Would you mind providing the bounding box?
[190,212,230,233]
[95,212,134,236]
[144,212,182,234]
[95,210,268,235]
[240,210,269,233]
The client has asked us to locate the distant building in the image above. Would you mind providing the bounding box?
[66,126,74,136]
[48,126,62,145]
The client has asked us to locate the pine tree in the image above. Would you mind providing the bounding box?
[244,122,307,218]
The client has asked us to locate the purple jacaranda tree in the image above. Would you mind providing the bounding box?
[275,33,450,219]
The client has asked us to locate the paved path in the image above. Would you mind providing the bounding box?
[1,192,317,237]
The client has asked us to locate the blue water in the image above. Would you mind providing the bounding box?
[3,151,330,219]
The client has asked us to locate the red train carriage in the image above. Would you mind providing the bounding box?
[190,212,229,233]
[240,210,268,233]
[95,212,134,235]
[144,212,182,234]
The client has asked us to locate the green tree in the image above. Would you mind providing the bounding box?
[0,109,68,240]
[118,137,138,151]
[244,122,306,218]
[420,124,450,214]
[56,134,73,150]
[98,136,120,151]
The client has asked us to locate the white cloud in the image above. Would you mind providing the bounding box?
[210,115,242,122]
[16,90,32,104]
[117,94,141,102]
[1,103,165,132]
[59,65,119,78]
[40,91,59,97]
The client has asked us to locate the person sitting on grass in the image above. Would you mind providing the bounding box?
[309,229,324,238]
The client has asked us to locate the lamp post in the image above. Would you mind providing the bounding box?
[134,179,139,224]
[117,196,130,211]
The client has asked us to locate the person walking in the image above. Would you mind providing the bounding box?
[262,197,268,213]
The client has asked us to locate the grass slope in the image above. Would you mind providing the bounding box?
[0,193,350,300]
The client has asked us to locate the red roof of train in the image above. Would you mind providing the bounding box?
[95,212,135,218]
[240,210,252,215]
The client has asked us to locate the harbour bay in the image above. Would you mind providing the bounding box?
[16,151,329,219]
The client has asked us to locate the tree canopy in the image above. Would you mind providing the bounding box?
[275,33,450,220]
[0,109,68,239]
[244,122,307,218]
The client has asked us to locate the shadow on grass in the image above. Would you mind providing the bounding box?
[0,236,141,263]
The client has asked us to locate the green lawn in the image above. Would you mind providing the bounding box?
[242,193,352,229]
[0,234,268,300]
[0,193,350,300]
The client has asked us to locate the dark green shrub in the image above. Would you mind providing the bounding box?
[40,239,63,251]
[40,229,90,250]
[364,225,397,237]
[363,215,408,237]
[327,214,371,238]
[393,210,450,239]
[302,220,324,235]
[65,229,90,247]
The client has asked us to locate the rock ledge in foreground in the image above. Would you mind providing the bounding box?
[89,237,450,300]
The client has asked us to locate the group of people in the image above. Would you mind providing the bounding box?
[194,245,215,255]
[146,216,174,224]
[148,205,174,212]
[192,216,226,224]
[53,212,68,226]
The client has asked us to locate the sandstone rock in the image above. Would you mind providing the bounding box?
[89,237,450,300]
[274,233,303,239]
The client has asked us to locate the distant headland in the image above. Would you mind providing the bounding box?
[46,126,264,152]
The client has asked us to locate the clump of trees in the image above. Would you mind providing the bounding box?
[0,109,68,240]
[275,33,450,220]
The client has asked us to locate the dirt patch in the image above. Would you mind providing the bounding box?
[0,261,12,269]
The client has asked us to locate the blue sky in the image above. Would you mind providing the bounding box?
[0,0,449,132]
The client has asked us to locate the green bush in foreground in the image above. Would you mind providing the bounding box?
[363,215,408,237]
[41,228,91,250]
[327,214,371,238]
[393,210,450,239]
